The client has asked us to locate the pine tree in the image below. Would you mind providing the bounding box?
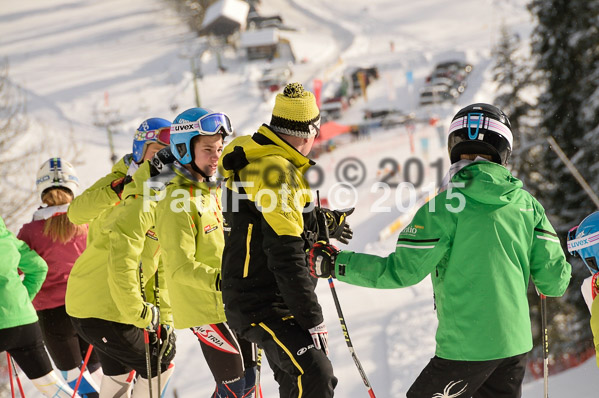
[492,24,537,183]
[525,0,599,361]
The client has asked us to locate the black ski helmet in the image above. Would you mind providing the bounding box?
[447,103,513,165]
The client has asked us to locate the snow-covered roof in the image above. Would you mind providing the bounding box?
[239,28,279,48]
[202,0,250,30]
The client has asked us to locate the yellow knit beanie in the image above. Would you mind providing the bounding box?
[270,83,321,138]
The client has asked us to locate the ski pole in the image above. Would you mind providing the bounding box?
[7,353,15,398]
[316,192,376,398]
[540,294,549,398]
[71,344,94,398]
[328,277,376,398]
[155,269,162,397]
[256,348,263,398]
[139,263,153,398]
[8,353,26,398]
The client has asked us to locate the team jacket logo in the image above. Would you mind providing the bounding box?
[145,230,158,241]
[433,380,468,398]
[400,225,418,236]
[204,224,218,234]
[297,344,315,356]
[192,325,239,354]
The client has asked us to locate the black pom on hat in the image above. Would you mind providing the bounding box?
[270,83,320,138]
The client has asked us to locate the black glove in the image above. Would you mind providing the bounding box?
[307,240,339,279]
[150,325,176,362]
[318,207,355,244]
[150,147,176,176]
[110,175,132,200]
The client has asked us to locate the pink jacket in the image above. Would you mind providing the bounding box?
[17,218,87,311]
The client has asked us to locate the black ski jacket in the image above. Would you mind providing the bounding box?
[218,125,323,332]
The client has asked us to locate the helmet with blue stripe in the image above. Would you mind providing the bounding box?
[170,107,233,165]
[133,118,171,163]
[447,103,513,165]
[568,211,599,274]
[36,158,80,198]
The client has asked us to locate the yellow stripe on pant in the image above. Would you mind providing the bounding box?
[259,322,304,397]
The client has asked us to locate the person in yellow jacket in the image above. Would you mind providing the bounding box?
[154,107,256,397]
[66,118,173,398]
[567,211,599,368]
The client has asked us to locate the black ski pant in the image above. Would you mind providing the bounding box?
[37,305,100,372]
[407,353,528,398]
[191,322,257,397]
[0,321,53,379]
[240,317,337,398]
[71,317,172,378]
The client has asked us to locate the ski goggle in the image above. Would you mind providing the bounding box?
[134,127,171,145]
[171,112,233,137]
[565,226,599,255]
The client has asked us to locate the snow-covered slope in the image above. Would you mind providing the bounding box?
[1,0,596,397]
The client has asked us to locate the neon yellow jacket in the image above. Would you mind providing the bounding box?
[104,161,173,328]
[591,285,599,367]
[66,155,162,326]
[154,164,226,329]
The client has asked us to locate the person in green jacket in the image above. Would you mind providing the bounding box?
[66,119,173,398]
[309,103,572,398]
[0,215,81,398]
[153,107,256,397]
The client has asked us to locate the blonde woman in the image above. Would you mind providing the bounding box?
[18,158,101,397]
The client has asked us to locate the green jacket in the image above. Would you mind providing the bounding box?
[104,161,173,328]
[0,216,48,330]
[66,155,163,325]
[154,164,226,329]
[336,161,572,360]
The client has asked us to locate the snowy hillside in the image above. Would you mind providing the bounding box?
[1,0,597,397]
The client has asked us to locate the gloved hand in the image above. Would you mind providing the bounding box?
[308,322,329,355]
[318,208,355,244]
[307,241,339,279]
[150,325,176,362]
[110,176,132,199]
[142,302,159,332]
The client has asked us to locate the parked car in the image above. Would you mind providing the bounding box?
[258,64,293,91]
[320,97,351,122]
[419,85,458,106]
[426,60,472,83]
[380,112,416,129]
[429,76,466,94]
[435,60,472,73]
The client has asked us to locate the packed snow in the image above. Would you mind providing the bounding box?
[1,0,597,396]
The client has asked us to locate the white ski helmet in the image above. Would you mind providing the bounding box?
[36,158,80,198]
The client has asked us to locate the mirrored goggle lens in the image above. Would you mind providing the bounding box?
[157,127,171,144]
[199,113,233,135]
